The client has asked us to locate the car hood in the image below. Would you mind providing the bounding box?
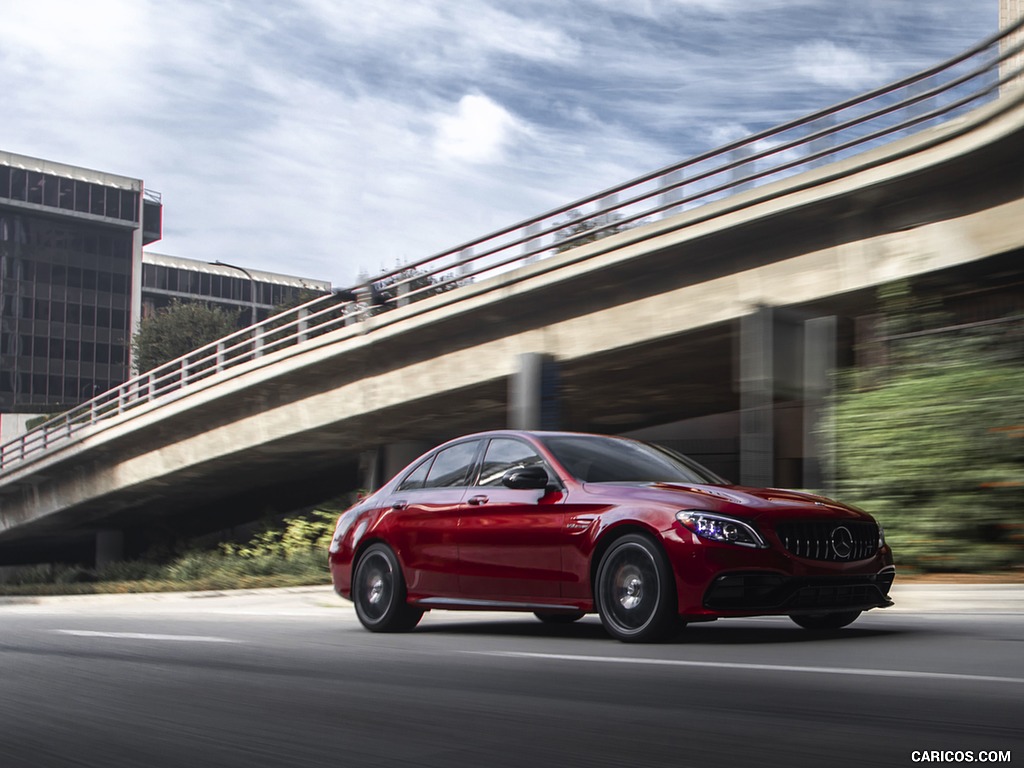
[579,481,872,522]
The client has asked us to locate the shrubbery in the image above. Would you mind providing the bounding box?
[0,510,339,595]
[828,283,1023,572]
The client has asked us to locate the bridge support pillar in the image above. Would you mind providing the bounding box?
[95,530,124,569]
[508,353,560,430]
[739,307,775,488]
[739,307,838,490]
[803,316,837,494]
[360,441,433,491]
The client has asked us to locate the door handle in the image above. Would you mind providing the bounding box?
[391,500,408,510]
[467,495,489,506]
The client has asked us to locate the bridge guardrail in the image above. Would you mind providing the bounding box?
[2,18,1023,475]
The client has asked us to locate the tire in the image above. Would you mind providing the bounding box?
[594,533,677,643]
[790,610,862,630]
[352,543,424,633]
[534,610,586,624]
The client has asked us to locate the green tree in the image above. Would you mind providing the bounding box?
[828,284,1024,572]
[132,300,239,373]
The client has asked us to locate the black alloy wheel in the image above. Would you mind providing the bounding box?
[352,543,424,633]
[595,533,678,643]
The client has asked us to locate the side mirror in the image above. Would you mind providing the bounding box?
[501,465,550,490]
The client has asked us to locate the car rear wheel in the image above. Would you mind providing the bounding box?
[595,533,677,643]
[790,610,862,630]
[534,610,586,624]
[352,543,424,633]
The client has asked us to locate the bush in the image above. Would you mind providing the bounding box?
[219,510,336,561]
[0,508,341,595]
[828,293,1023,572]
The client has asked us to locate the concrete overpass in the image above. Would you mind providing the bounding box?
[2,22,1024,565]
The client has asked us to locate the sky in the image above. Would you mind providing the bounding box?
[0,0,999,288]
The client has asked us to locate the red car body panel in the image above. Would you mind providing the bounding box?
[329,430,895,622]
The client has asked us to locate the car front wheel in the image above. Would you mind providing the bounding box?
[595,533,677,643]
[352,543,424,633]
[790,610,862,630]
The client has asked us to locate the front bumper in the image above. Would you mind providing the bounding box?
[702,569,895,614]
[664,525,896,617]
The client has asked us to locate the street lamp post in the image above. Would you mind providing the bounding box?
[213,260,262,357]
[213,260,259,326]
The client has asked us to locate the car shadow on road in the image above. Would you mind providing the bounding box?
[413,617,910,644]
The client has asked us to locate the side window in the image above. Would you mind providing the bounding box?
[477,438,546,487]
[423,441,480,489]
[397,458,431,491]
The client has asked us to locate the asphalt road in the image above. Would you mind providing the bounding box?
[0,586,1021,768]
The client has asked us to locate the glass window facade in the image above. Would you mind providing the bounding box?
[141,262,325,325]
[0,210,133,411]
[0,166,138,224]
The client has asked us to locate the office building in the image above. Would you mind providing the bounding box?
[141,252,331,325]
[0,150,330,444]
[0,151,161,427]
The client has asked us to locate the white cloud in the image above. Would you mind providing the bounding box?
[793,40,893,90]
[434,94,529,164]
[0,0,996,288]
[708,123,752,146]
[294,0,581,71]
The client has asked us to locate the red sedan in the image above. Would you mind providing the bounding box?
[329,430,895,642]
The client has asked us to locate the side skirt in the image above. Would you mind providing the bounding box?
[414,597,589,613]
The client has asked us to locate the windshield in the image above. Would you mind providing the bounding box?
[539,435,726,485]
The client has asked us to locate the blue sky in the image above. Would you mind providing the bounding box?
[0,0,998,286]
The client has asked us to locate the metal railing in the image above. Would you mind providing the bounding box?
[2,19,1023,475]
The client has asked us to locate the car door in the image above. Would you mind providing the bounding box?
[382,439,481,600]
[455,437,567,601]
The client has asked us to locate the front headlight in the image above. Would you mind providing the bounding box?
[676,510,767,548]
[877,522,886,549]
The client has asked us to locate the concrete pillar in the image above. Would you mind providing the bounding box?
[810,114,836,168]
[396,281,410,308]
[802,316,837,493]
[508,353,560,430]
[1001,0,1024,94]
[359,448,385,492]
[383,441,433,480]
[253,327,264,358]
[458,247,474,283]
[739,307,774,487]
[599,193,617,226]
[360,441,434,491]
[729,146,754,193]
[95,530,124,570]
[523,222,542,263]
[659,168,685,219]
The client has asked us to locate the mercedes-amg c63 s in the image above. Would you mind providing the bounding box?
[329,430,895,642]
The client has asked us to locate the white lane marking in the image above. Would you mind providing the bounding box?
[466,651,1024,685]
[51,630,242,643]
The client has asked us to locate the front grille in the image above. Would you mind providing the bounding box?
[775,520,878,562]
